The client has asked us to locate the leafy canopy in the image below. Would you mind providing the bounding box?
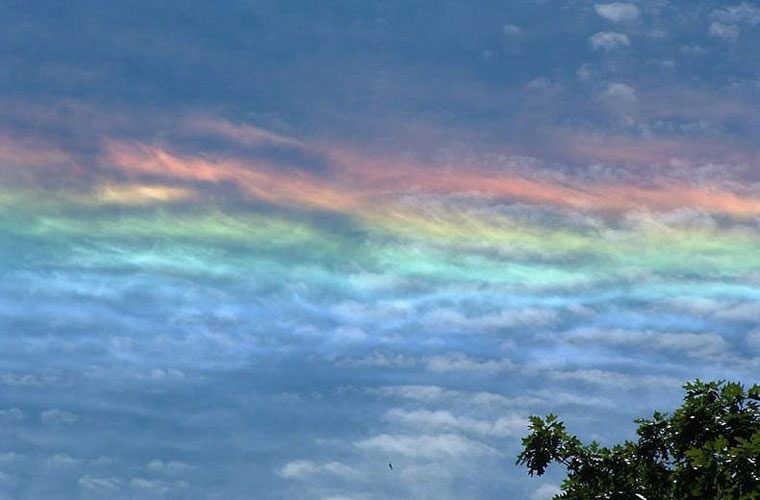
[517,380,760,499]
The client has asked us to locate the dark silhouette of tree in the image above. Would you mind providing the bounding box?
[517,380,760,499]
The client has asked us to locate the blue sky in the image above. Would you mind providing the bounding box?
[0,1,759,499]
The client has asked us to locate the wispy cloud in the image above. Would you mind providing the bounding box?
[594,3,641,23]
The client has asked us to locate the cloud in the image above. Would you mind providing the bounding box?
[625,209,717,232]
[94,184,197,206]
[531,483,562,500]
[374,385,495,402]
[594,3,640,23]
[419,308,557,333]
[527,388,615,409]
[370,385,541,409]
[713,302,760,322]
[0,134,75,173]
[0,408,25,421]
[0,452,24,463]
[346,272,409,293]
[708,22,740,41]
[0,3,758,500]
[355,433,499,459]
[40,409,79,424]
[78,476,122,492]
[711,3,760,25]
[371,385,452,402]
[424,354,514,374]
[278,460,359,480]
[386,409,525,438]
[526,77,561,94]
[105,142,358,213]
[336,351,416,368]
[49,453,82,466]
[182,116,305,149]
[547,369,681,389]
[603,82,637,104]
[130,477,188,494]
[666,298,760,323]
[745,329,760,352]
[564,328,731,359]
[103,138,760,220]
[321,495,371,500]
[502,24,522,36]
[665,297,723,316]
[1,373,44,386]
[589,32,630,51]
[330,301,414,327]
[331,326,369,344]
[146,368,186,381]
[575,64,594,83]
[146,459,193,474]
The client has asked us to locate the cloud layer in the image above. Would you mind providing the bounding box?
[0,1,759,499]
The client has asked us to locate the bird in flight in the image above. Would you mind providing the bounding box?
[388,462,393,471]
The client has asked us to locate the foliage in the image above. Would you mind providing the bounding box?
[516,380,760,499]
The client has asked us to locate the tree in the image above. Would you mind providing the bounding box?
[516,380,760,499]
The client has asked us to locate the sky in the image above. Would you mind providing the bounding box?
[0,1,759,498]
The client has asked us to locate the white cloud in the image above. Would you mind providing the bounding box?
[355,433,499,459]
[420,307,557,333]
[0,452,24,463]
[322,495,371,500]
[746,329,760,352]
[371,385,540,409]
[347,272,408,292]
[1,373,42,386]
[424,354,514,374]
[547,369,680,389]
[713,302,760,322]
[624,208,717,232]
[652,334,730,357]
[712,3,760,25]
[78,476,122,492]
[576,64,594,82]
[589,31,630,50]
[594,3,640,22]
[531,483,562,500]
[0,408,25,421]
[40,409,78,424]
[332,326,368,343]
[147,459,193,473]
[336,351,415,368]
[680,44,706,55]
[708,22,740,40]
[50,453,81,466]
[330,300,414,326]
[665,297,724,316]
[529,389,615,409]
[386,409,525,437]
[373,385,450,401]
[147,368,186,381]
[279,460,316,479]
[604,83,637,104]
[664,298,759,322]
[526,77,560,93]
[565,328,730,358]
[90,456,115,466]
[130,477,188,494]
[502,23,521,36]
[278,460,359,480]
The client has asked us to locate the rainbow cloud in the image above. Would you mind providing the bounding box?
[3,122,757,297]
[100,134,760,221]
